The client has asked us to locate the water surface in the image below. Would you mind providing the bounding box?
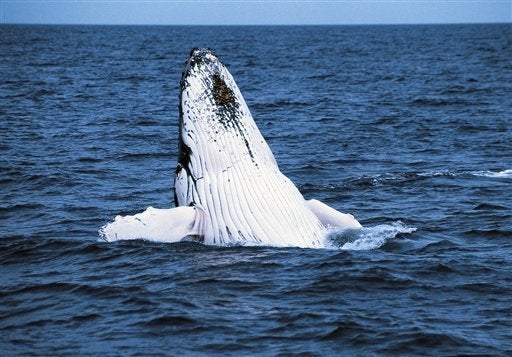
[1,24,511,355]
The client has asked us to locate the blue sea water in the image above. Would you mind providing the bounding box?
[1,24,511,355]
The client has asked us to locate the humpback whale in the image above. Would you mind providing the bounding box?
[100,48,361,248]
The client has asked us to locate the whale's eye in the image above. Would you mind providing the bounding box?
[212,74,235,106]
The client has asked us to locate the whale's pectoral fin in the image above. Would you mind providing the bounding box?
[306,199,362,229]
[99,206,205,243]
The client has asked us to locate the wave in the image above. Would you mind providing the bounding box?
[406,169,512,180]
[252,99,311,109]
[299,168,511,195]
[470,169,512,178]
[391,169,512,180]
[351,168,509,187]
[411,96,488,106]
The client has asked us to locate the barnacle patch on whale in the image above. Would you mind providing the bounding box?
[212,74,236,106]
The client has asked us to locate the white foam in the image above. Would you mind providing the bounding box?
[416,170,454,178]
[327,221,417,251]
[470,169,512,178]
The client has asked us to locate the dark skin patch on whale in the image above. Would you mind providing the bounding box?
[212,74,235,106]
[210,74,257,165]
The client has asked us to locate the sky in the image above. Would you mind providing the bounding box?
[1,1,511,26]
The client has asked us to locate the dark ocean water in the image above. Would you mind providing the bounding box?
[1,24,511,355]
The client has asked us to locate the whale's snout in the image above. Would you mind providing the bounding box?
[185,48,220,71]
[181,47,237,110]
[189,47,217,60]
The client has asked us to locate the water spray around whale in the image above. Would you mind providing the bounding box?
[100,48,363,248]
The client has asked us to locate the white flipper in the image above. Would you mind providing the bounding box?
[306,199,362,229]
[99,206,204,243]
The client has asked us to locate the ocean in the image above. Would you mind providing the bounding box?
[1,24,511,355]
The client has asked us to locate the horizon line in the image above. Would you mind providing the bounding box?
[2,20,510,26]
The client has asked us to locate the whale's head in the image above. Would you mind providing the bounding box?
[175,48,277,207]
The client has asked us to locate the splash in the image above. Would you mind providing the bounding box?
[327,222,417,251]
